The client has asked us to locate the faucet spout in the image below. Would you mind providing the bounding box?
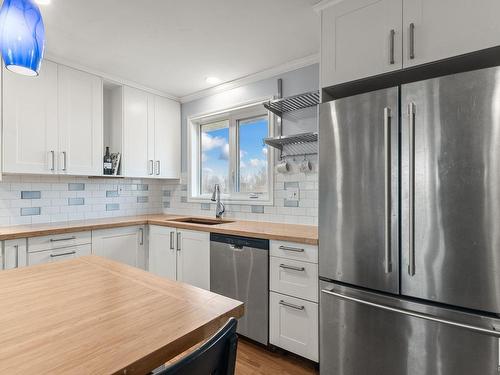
[211,184,225,219]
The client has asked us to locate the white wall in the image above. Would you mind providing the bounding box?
[163,64,319,225]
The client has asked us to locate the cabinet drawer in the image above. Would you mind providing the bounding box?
[270,256,318,302]
[28,244,91,266]
[270,291,318,362]
[28,231,91,253]
[270,240,318,264]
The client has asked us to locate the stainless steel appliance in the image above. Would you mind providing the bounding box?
[319,67,500,375]
[210,233,269,345]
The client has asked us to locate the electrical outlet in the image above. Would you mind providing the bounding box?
[286,187,299,201]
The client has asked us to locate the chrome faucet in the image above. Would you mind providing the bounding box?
[211,184,225,219]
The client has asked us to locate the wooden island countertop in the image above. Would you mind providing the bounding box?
[0,255,244,374]
[0,214,319,245]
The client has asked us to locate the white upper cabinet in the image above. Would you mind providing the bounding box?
[321,0,500,87]
[3,60,59,174]
[153,96,180,179]
[123,86,152,178]
[402,0,500,67]
[58,66,103,176]
[321,0,402,87]
[123,86,181,179]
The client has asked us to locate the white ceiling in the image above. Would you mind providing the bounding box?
[40,0,320,99]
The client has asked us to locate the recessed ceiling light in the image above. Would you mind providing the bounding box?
[206,76,221,85]
[35,0,51,5]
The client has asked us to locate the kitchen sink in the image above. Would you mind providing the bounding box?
[168,217,234,226]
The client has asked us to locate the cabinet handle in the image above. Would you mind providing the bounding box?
[139,228,144,245]
[50,250,76,258]
[149,160,154,175]
[279,245,304,253]
[50,151,55,171]
[62,151,67,171]
[389,29,395,64]
[279,300,305,311]
[176,232,181,251]
[279,264,305,272]
[170,231,175,250]
[50,236,76,242]
[409,23,415,59]
[156,160,160,176]
[14,245,19,268]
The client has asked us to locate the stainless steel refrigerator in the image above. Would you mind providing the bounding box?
[319,66,500,375]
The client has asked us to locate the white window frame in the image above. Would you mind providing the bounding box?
[187,98,275,205]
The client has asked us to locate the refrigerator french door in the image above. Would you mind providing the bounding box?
[319,67,500,375]
[319,87,400,294]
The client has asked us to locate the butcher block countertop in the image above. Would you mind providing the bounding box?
[0,214,319,245]
[0,255,244,374]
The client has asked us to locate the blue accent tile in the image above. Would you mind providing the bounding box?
[21,191,41,199]
[163,201,170,208]
[106,190,119,198]
[20,207,41,216]
[68,197,85,206]
[251,205,265,214]
[201,203,211,211]
[137,196,149,203]
[137,184,149,191]
[68,183,85,191]
[106,203,120,211]
[284,199,299,208]
[180,185,187,191]
[163,190,171,197]
[180,196,187,203]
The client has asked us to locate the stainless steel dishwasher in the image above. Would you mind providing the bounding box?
[210,233,269,345]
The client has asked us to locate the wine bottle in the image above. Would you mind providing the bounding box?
[103,147,113,175]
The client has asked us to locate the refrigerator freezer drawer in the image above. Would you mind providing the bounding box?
[320,282,500,375]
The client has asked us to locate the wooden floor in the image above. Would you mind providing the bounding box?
[236,339,318,375]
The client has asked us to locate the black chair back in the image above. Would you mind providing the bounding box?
[157,318,238,375]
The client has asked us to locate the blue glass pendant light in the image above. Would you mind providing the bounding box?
[0,0,45,76]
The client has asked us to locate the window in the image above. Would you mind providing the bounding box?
[189,101,273,204]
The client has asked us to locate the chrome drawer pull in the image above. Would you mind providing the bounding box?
[50,251,76,258]
[279,245,304,253]
[50,236,76,242]
[279,264,305,272]
[279,300,305,311]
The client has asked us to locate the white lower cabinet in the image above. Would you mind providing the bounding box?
[270,292,319,362]
[92,226,147,269]
[2,239,27,270]
[269,240,319,362]
[28,244,91,266]
[148,225,210,290]
[148,225,177,280]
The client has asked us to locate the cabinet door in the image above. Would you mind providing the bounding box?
[321,0,402,87]
[92,226,146,269]
[3,239,27,269]
[176,229,210,289]
[58,66,103,176]
[154,96,181,179]
[3,61,58,174]
[270,292,319,362]
[148,225,177,280]
[28,244,92,266]
[403,0,500,68]
[123,87,153,178]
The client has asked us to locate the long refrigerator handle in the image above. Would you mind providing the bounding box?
[321,289,500,338]
[408,102,416,276]
[384,107,392,274]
